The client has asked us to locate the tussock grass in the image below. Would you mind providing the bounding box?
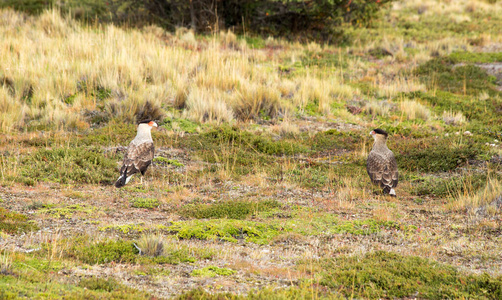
[442,110,466,125]
[136,234,164,257]
[363,100,392,117]
[449,176,502,215]
[399,99,431,121]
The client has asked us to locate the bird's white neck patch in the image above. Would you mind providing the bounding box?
[133,123,153,144]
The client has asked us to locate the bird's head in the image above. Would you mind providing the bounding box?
[369,128,388,140]
[139,119,158,129]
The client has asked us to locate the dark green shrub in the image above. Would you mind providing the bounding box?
[414,57,500,96]
[316,251,502,299]
[397,145,478,173]
[18,147,117,185]
[2,0,393,42]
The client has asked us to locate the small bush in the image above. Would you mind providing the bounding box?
[411,174,487,197]
[68,239,139,265]
[414,58,499,96]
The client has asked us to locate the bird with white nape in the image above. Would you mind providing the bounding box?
[366,128,398,197]
[115,120,158,188]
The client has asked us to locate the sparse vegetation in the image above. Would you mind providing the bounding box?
[1,0,502,298]
[0,207,38,234]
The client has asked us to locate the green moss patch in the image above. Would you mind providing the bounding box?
[0,207,38,234]
[153,157,184,167]
[191,266,236,277]
[168,219,287,244]
[131,198,160,209]
[0,251,151,299]
[448,52,502,64]
[168,214,414,244]
[179,199,281,220]
[37,204,100,219]
[313,251,502,299]
[99,223,168,235]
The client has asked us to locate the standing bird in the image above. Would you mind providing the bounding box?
[366,129,398,196]
[115,120,158,188]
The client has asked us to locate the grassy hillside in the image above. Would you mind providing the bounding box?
[1,0,502,298]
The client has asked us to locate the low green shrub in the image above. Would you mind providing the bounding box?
[0,207,38,234]
[312,129,360,152]
[191,266,236,278]
[18,147,116,185]
[179,200,281,220]
[315,251,502,299]
[68,239,139,264]
[131,198,160,209]
[168,219,287,244]
[393,137,480,173]
[78,277,120,292]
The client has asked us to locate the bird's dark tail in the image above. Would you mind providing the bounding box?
[382,186,396,197]
[115,170,127,188]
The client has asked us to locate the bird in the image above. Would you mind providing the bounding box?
[115,120,158,188]
[366,128,398,196]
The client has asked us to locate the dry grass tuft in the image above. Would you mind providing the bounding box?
[363,100,392,117]
[185,87,234,123]
[399,99,431,120]
[442,110,466,125]
[270,118,300,137]
[449,177,502,216]
[137,234,164,257]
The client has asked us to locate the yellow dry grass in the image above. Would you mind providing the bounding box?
[0,8,366,132]
[449,177,502,215]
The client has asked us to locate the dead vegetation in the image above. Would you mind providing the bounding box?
[1,0,502,298]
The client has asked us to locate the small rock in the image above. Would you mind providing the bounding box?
[463,131,472,136]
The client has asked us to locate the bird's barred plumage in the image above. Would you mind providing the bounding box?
[115,120,157,188]
[367,129,398,196]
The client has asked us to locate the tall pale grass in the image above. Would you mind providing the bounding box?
[449,177,502,215]
[399,99,431,121]
[0,8,366,132]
